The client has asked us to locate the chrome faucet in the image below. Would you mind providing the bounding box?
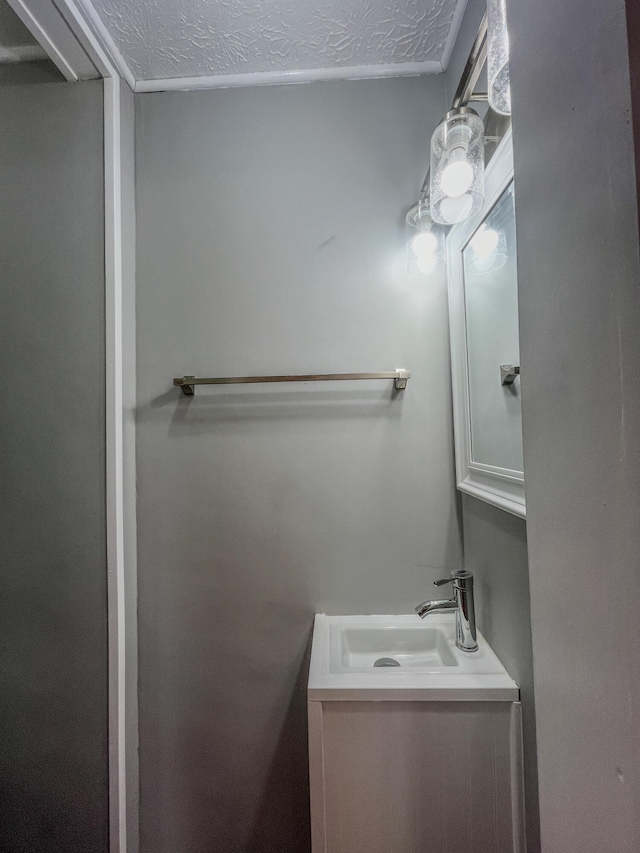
[415,570,478,652]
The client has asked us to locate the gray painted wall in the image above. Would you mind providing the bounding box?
[444,1,540,849]
[461,496,539,852]
[508,0,640,850]
[0,60,63,84]
[135,76,460,853]
[0,79,108,851]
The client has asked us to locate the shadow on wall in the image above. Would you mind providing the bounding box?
[138,464,319,853]
[462,494,540,853]
[138,386,406,430]
[140,578,315,852]
[245,635,313,853]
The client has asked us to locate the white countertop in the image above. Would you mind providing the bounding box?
[308,613,520,702]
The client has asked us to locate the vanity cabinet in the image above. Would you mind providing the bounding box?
[308,615,525,853]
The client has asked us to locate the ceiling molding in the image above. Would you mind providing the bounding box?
[134,59,444,93]
[56,0,136,87]
[440,0,469,71]
[5,0,99,79]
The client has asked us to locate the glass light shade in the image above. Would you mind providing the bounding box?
[416,253,439,275]
[406,202,445,277]
[465,223,507,274]
[487,0,511,115]
[430,108,485,225]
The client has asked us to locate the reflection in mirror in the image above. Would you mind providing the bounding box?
[463,182,523,473]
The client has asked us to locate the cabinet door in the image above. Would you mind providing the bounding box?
[310,700,523,853]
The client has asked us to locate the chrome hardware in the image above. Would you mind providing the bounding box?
[173,368,411,396]
[373,657,401,668]
[500,364,520,386]
[415,570,478,653]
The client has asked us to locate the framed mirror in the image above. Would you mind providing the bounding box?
[446,128,525,517]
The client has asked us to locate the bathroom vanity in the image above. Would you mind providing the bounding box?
[308,614,524,853]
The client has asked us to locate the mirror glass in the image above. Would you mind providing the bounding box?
[463,182,523,473]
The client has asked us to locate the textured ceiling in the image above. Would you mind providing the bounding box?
[89,0,464,83]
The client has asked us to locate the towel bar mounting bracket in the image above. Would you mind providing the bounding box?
[500,364,520,386]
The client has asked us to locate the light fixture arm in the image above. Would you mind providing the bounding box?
[417,12,490,206]
[451,12,488,110]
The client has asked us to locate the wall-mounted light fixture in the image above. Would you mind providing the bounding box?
[404,9,511,262]
[430,108,485,225]
[406,201,445,276]
[487,0,511,115]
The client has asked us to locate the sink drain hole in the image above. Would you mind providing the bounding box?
[373,657,401,667]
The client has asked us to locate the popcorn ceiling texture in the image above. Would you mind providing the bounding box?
[90,0,461,81]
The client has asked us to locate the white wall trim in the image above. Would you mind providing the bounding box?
[6,0,84,79]
[103,73,128,853]
[43,0,108,76]
[440,0,470,72]
[133,60,444,92]
[65,0,136,90]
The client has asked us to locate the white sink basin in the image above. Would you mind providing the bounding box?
[308,614,519,701]
[336,623,458,670]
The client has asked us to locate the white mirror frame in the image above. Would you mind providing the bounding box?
[446,128,526,518]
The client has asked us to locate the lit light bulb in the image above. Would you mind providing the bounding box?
[440,193,474,224]
[430,108,484,225]
[470,226,500,258]
[411,231,437,258]
[441,159,474,198]
[416,253,438,275]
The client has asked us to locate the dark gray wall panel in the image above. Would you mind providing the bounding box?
[0,60,63,85]
[0,80,107,852]
[508,0,640,849]
[627,0,640,217]
[461,496,539,852]
[443,0,540,847]
[135,76,460,853]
